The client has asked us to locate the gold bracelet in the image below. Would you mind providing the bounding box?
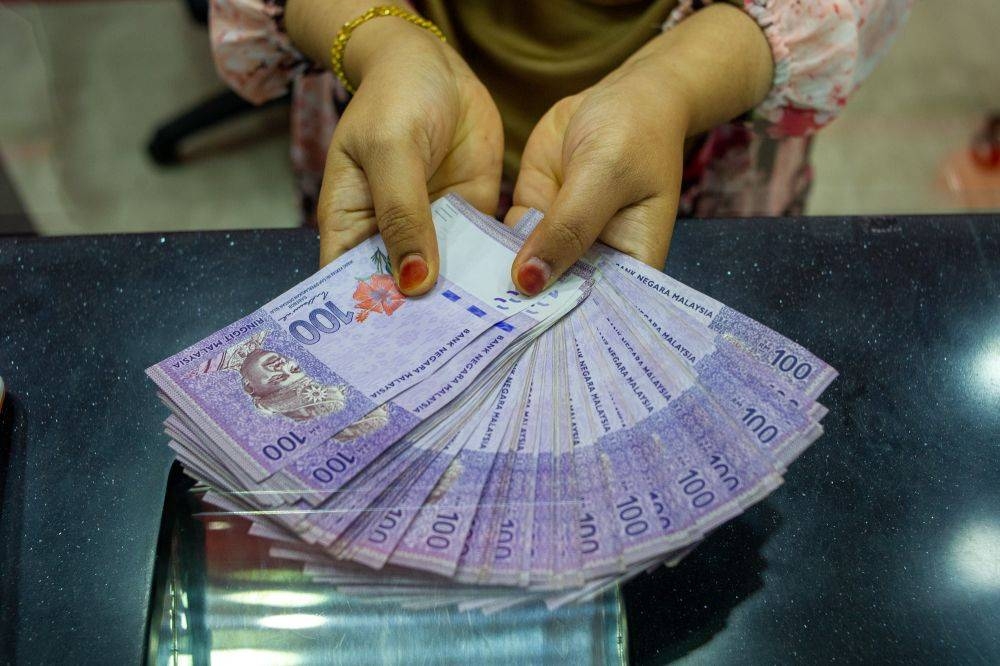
[330,5,446,95]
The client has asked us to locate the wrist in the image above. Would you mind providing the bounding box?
[285,1,444,85]
[619,3,773,136]
[343,15,449,90]
[599,57,695,141]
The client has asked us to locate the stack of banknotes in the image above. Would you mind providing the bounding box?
[148,194,836,611]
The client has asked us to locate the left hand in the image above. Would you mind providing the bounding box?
[503,63,689,295]
[503,3,774,296]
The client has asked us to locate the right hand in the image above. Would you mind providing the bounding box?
[317,17,504,295]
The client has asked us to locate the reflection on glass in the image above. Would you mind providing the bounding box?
[209,649,303,666]
[223,591,331,608]
[258,614,329,630]
[972,338,1000,400]
[148,486,626,666]
[951,522,1000,589]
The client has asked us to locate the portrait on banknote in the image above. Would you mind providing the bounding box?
[239,346,347,421]
[185,329,349,422]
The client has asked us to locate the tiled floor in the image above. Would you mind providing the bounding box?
[0,0,998,236]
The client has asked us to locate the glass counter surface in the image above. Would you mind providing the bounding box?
[1,214,998,665]
[146,470,625,666]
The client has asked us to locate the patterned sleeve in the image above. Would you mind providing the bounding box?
[209,0,315,104]
[665,0,914,137]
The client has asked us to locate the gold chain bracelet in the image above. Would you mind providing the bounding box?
[330,5,446,95]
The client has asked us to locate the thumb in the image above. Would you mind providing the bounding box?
[511,156,630,295]
[358,147,440,296]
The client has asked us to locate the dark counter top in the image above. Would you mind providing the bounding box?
[1,214,998,665]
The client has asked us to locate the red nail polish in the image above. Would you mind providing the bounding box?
[516,257,551,296]
[398,254,429,292]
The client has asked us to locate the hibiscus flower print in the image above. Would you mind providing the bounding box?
[352,274,406,323]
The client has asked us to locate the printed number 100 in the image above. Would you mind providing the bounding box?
[262,430,306,461]
[616,495,649,536]
[426,512,459,550]
[288,302,354,346]
[771,349,812,380]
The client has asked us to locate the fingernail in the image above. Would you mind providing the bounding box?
[398,253,429,292]
[516,257,551,296]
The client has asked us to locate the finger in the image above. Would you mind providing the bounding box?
[357,144,440,296]
[317,149,378,267]
[431,175,501,221]
[429,124,503,219]
[503,113,562,228]
[502,160,560,230]
[503,160,560,229]
[599,194,676,269]
[511,156,637,295]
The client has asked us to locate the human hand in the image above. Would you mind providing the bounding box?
[504,3,773,295]
[316,16,503,294]
[504,64,689,295]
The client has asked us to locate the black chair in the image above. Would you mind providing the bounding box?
[147,0,290,165]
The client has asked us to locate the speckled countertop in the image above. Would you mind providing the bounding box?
[1,215,998,665]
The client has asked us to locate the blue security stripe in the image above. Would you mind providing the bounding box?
[495,321,514,333]
[467,306,486,317]
[441,290,461,302]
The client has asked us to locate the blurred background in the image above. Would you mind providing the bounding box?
[0,0,998,236]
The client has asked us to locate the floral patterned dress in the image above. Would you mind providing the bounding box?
[208,0,913,221]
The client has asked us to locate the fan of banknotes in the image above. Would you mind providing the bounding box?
[148,194,836,611]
